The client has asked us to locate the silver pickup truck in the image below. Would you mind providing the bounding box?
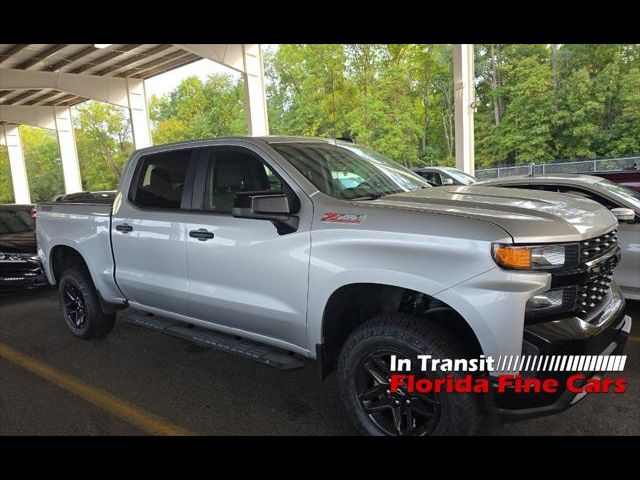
[36,137,632,436]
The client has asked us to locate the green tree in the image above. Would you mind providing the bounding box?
[20,126,64,202]
[149,73,247,144]
[73,101,134,191]
[0,147,13,203]
[610,67,640,155]
[475,46,555,164]
[553,67,604,158]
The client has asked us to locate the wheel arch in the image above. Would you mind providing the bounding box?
[316,282,484,379]
[49,244,89,284]
[49,244,124,315]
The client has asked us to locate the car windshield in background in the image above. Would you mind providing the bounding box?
[0,208,35,235]
[271,142,430,200]
[597,179,640,211]
[444,168,477,185]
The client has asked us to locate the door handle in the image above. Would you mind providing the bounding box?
[115,223,133,233]
[189,229,215,241]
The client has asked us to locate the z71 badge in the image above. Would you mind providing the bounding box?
[321,212,366,224]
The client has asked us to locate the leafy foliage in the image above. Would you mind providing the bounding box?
[73,102,134,192]
[149,73,247,144]
[0,147,13,203]
[19,126,64,203]
[475,43,640,165]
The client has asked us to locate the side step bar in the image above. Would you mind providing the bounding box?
[124,312,306,370]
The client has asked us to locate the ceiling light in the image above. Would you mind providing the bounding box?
[93,44,112,49]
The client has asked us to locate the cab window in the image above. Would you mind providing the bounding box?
[131,150,192,209]
[417,171,442,186]
[203,147,284,214]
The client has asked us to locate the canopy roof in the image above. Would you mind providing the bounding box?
[0,44,200,109]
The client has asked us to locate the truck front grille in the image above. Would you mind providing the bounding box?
[527,228,620,324]
[576,228,619,319]
[580,229,618,262]
[576,270,615,317]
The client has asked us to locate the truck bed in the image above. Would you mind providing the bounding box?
[36,202,125,304]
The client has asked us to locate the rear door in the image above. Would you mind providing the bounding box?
[111,147,200,316]
[181,144,312,348]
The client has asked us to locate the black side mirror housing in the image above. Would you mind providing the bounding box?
[232,190,300,234]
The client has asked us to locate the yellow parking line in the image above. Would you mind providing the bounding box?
[0,342,194,436]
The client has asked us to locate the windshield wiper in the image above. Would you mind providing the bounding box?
[350,194,383,201]
[350,190,405,201]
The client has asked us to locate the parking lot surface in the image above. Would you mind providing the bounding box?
[1,288,638,435]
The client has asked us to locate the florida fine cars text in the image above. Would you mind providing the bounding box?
[389,355,627,394]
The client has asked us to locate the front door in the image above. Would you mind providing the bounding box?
[183,145,312,348]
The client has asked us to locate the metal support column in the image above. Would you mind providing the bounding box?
[127,78,152,149]
[242,44,269,136]
[453,44,475,175]
[54,107,82,194]
[2,124,31,204]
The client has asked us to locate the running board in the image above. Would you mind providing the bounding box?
[124,312,306,370]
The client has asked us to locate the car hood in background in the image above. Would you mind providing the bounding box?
[372,185,618,243]
[0,230,37,254]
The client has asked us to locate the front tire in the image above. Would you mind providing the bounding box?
[58,267,115,339]
[337,313,481,436]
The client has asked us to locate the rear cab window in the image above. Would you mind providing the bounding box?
[130,149,193,209]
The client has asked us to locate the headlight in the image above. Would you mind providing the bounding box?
[0,252,39,263]
[492,243,579,270]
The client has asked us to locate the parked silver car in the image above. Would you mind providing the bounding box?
[479,174,640,300]
[411,166,477,186]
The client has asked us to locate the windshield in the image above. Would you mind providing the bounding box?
[597,179,640,211]
[0,208,35,235]
[271,142,430,200]
[444,167,477,185]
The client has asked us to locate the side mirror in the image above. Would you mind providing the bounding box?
[611,207,636,223]
[441,177,454,186]
[232,190,299,234]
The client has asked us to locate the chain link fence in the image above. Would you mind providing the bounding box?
[475,156,640,180]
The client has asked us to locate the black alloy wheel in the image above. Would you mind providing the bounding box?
[338,313,482,436]
[356,349,441,436]
[63,280,87,328]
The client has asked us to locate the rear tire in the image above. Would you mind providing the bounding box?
[58,267,115,339]
[337,313,482,436]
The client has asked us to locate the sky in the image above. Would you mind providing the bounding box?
[145,59,239,98]
[144,45,278,99]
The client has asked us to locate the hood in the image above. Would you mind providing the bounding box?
[370,185,618,243]
[0,230,37,254]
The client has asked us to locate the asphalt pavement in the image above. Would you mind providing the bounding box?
[1,288,638,435]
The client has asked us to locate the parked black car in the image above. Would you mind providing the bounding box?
[0,204,46,292]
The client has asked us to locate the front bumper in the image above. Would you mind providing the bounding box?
[492,282,631,420]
